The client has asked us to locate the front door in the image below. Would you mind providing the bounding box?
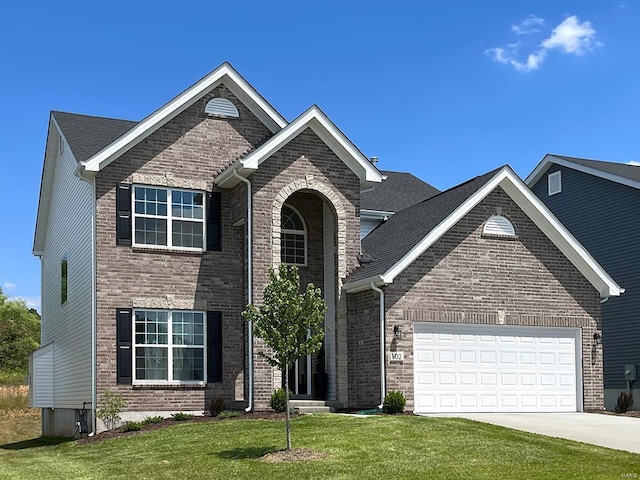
[288,354,311,396]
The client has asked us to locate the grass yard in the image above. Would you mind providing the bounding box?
[1,414,639,479]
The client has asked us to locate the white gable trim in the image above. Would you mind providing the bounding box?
[215,105,384,188]
[346,167,622,298]
[82,63,287,173]
[526,154,640,191]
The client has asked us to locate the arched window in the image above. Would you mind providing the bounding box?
[204,98,239,118]
[281,205,306,265]
[483,215,516,237]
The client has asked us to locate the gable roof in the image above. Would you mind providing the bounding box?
[53,112,137,163]
[345,166,622,299]
[526,154,640,190]
[214,105,384,188]
[80,62,287,174]
[361,171,440,213]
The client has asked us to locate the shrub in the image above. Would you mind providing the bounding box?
[171,412,194,421]
[141,415,164,425]
[96,390,126,430]
[120,421,143,432]
[382,390,406,414]
[209,397,225,417]
[615,391,634,413]
[270,388,291,413]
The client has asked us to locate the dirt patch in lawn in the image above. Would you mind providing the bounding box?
[259,447,329,463]
[77,411,296,445]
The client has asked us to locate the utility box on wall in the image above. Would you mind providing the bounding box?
[624,364,637,381]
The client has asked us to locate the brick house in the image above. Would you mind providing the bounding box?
[31,63,621,436]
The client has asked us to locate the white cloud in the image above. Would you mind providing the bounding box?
[626,160,640,166]
[541,16,601,55]
[3,282,16,291]
[511,15,545,35]
[486,15,601,73]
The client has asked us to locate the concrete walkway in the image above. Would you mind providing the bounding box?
[429,413,640,454]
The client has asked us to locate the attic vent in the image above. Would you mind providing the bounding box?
[548,171,562,196]
[483,215,516,237]
[204,98,239,118]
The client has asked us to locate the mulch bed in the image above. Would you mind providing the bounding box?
[259,447,329,463]
[76,411,294,445]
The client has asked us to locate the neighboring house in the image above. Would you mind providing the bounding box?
[527,154,639,410]
[31,63,621,437]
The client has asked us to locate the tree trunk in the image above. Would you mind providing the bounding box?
[284,366,292,450]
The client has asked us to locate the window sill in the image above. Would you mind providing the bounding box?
[131,246,205,256]
[132,384,206,390]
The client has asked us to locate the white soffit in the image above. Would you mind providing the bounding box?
[81,63,287,173]
[215,105,384,188]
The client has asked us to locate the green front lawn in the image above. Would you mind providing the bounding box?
[1,414,638,479]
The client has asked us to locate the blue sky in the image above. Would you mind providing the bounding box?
[1,1,638,311]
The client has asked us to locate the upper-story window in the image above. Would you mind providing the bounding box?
[548,171,562,196]
[281,204,306,266]
[482,215,516,238]
[61,253,68,305]
[133,186,205,250]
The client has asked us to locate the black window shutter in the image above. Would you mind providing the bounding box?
[207,311,222,383]
[206,192,222,251]
[116,308,133,384]
[116,184,132,246]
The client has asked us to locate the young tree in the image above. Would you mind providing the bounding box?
[0,288,40,376]
[243,264,326,450]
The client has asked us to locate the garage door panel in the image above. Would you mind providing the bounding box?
[413,323,580,413]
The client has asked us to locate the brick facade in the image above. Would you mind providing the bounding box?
[349,187,603,411]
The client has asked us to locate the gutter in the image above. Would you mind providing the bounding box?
[370,282,386,409]
[232,170,254,413]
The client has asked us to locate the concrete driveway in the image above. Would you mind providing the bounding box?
[430,413,640,454]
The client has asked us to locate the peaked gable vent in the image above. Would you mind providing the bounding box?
[548,171,562,195]
[205,98,239,118]
[483,215,516,237]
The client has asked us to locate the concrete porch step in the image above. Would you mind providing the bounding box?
[289,399,339,414]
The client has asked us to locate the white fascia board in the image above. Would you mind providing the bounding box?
[361,209,395,219]
[82,63,287,173]
[217,106,384,188]
[499,176,622,298]
[379,167,621,298]
[343,275,385,293]
[526,154,640,190]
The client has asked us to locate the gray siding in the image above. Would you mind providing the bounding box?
[41,131,94,409]
[531,166,640,390]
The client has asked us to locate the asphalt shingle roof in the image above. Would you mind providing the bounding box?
[553,155,640,183]
[361,170,440,212]
[52,111,137,163]
[349,167,503,283]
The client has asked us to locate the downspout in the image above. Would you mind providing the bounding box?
[90,178,97,435]
[232,170,254,413]
[370,282,386,409]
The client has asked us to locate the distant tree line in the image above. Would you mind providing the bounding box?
[0,288,40,377]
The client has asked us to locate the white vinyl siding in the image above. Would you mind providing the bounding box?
[360,218,383,239]
[30,343,54,407]
[413,323,582,413]
[40,130,93,409]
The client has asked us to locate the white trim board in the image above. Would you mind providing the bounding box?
[345,166,622,299]
[215,105,384,188]
[526,154,640,191]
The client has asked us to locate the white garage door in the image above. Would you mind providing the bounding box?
[413,323,582,413]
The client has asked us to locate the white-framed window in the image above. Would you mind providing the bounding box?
[133,309,206,384]
[483,215,516,237]
[548,171,562,196]
[133,186,205,251]
[281,204,306,266]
